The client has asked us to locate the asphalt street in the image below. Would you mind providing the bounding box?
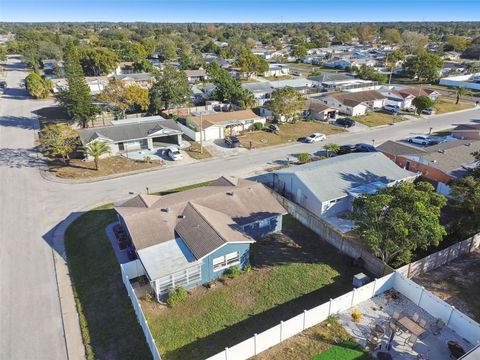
[1,55,479,360]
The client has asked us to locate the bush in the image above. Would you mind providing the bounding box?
[252,122,264,130]
[297,153,311,163]
[25,72,51,99]
[166,286,188,308]
[244,264,252,273]
[351,309,362,323]
[225,265,241,279]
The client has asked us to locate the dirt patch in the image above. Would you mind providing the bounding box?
[48,156,164,179]
[413,249,480,322]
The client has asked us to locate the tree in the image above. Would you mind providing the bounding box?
[157,38,177,62]
[466,62,480,74]
[450,175,480,239]
[267,87,306,122]
[453,87,472,104]
[0,46,7,61]
[356,64,388,84]
[412,95,435,114]
[148,65,191,113]
[235,50,269,78]
[98,80,150,118]
[444,35,469,51]
[40,123,78,164]
[383,28,401,44]
[58,40,97,128]
[357,24,374,44]
[85,141,111,170]
[79,47,118,76]
[236,90,256,109]
[401,31,429,54]
[133,58,154,73]
[311,30,329,48]
[292,45,307,58]
[323,143,340,157]
[206,62,247,105]
[351,181,447,266]
[25,72,51,99]
[403,52,444,83]
[116,41,147,62]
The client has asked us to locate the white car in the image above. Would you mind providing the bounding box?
[408,135,431,145]
[305,133,326,143]
[384,104,400,114]
[165,146,183,161]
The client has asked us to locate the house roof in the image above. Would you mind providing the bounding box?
[188,109,263,129]
[78,118,182,144]
[115,177,287,254]
[275,152,417,202]
[268,78,314,89]
[307,99,338,113]
[185,69,207,77]
[377,140,426,156]
[330,90,386,107]
[241,82,274,94]
[308,73,354,83]
[113,72,154,82]
[392,87,438,99]
[452,124,480,132]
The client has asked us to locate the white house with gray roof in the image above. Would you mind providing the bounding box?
[272,152,417,218]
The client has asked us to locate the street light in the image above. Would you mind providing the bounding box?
[429,127,433,135]
[146,187,149,194]
[372,139,375,146]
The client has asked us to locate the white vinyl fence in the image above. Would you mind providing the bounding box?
[205,272,480,360]
[397,233,480,278]
[120,264,162,360]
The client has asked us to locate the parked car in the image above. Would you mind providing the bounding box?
[165,146,183,161]
[337,144,356,155]
[422,108,436,115]
[224,135,241,148]
[408,135,436,145]
[265,124,280,133]
[355,143,378,152]
[292,71,301,76]
[336,117,356,128]
[304,133,326,143]
[384,104,400,114]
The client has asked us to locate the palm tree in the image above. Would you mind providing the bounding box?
[324,143,340,158]
[85,141,111,170]
[454,87,472,104]
[239,90,257,109]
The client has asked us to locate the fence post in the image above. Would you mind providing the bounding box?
[303,310,307,330]
[351,288,356,307]
[417,287,425,306]
[372,278,378,296]
[447,306,455,326]
[254,333,258,355]
[407,262,412,278]
[224,347,228,360]
[328,298,333,316]
[280,321,284,341]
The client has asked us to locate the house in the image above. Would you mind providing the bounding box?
[268,78,316,94]
[241,82,273,106]
[378,139,480,196]
[304,99,338,121]
[324,59,353,69]
[185,69,208,84]
[272,152,417,218]
[309,73,380,93]
[319,90,386,116]
[78,116,183,158]
[451,124,480,140]
[381,86,440,110]
[113,62,135,75]
[112,73,154,88]
[439,73,480,90]
[115,176,287,300]
[177,109,266,141]
[52,76,109,94]
[263,63,290,77]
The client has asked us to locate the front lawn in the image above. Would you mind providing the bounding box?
[352,112,404,127]
[239,121,345,148]
[142,215,363,360]
[434,97,474,114]
[184,141,212,160]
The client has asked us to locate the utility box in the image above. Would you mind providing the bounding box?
[353,272,370,288]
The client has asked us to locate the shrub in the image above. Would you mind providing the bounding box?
[225,265,241,279]
[252,122,264,130]
[25,72,51,99]
[244,264,252,273]
[143,292,153,302]
[297,153,311,163]
[166,286,188,308]
[351,309,362,323]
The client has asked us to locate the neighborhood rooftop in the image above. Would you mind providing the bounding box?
[329,90,386,106]
[188,109,262,129]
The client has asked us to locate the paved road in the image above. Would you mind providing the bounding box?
[1,55,480,360]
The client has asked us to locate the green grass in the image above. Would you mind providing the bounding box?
[143,216,362,360]
[311,339,372,360]
[434,97,474,114]
[353,112,404,127]
[153,180,212,195]
[65,205,152,360]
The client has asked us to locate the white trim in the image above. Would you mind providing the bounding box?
[195,240,255,262]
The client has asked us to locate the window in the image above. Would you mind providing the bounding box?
[118,142,125,151]
[213,251,240,272]
[258,219,270,228]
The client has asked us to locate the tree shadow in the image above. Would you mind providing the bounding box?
[0,116,36,130]
[0,147,45,168]
[1,86,30,100]
[33,106,71,122]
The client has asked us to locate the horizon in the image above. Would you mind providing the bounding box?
[1,0,479,23]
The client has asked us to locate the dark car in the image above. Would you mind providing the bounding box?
[265,124,280,133]
[355,143,378,153]
[336,118,356,128]
[224,135,241,148]
[337,144,356,155]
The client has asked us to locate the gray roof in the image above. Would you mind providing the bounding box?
[377,140,426,156]
[269,78,314,89]
[241,82,274,94]
[308,73,354,83]
[113,73,153,81]
[275,152,417,201]
[78,118,182,144]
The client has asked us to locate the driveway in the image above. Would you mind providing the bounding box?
[203,139,248,157]
[1,55,480,360]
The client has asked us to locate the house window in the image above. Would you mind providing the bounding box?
[213,251,240,272]
[258,218,270,228]
[118,142,125,151]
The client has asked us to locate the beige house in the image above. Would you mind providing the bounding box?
[451,124,480,140]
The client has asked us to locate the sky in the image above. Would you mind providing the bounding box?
[0,0,479,23]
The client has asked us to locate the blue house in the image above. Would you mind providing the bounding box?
[115,176,286,301]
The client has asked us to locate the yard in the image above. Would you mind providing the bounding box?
[239,121,345,148]
[251,317,371,360]
[413,249,480,322]
[434,97,474,114]
[49,156,164,179]
[184,141,212,160]
[352,112,404,127]
[140,215,364,360]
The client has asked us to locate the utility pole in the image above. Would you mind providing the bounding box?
[200,113,203,154]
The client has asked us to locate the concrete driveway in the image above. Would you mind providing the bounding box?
[1,55,480,360]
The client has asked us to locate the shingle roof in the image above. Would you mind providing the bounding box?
[307,99,338,113]
[115,177,287,255]
[188,109,263,129]
[308,73,354,83]
[275,152,417,202]
[331,90,386,107]
[393,87,438,99]
[78,118,182,144]
[377,140,426,156]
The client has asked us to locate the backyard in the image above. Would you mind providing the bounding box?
[140,215,364,360]
[239,121,345,148]
[251,317,372,360]
[434,97,474,114]
[352,112,404,127]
